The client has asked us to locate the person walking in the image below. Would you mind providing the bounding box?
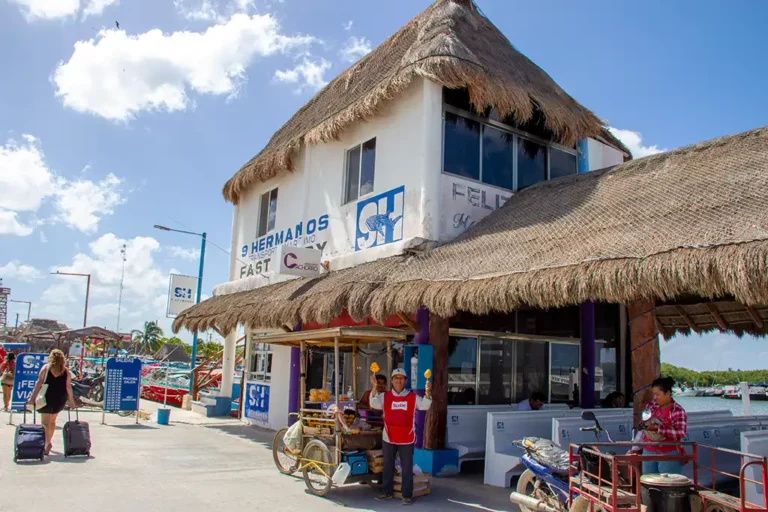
[1,353,16,411]
[641,376,688,474]
[369,368,432,505]
[28,349,76,455]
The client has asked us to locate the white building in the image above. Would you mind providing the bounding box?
[176,0,628,431]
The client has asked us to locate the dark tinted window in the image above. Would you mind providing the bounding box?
[550,147,577,179]
[444,112,480,181]
[482,125,515,190]
[517,138,547,190]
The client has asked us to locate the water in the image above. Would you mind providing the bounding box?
[675,396,768,416]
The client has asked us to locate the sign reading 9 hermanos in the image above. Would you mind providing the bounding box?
[237,186,406,278]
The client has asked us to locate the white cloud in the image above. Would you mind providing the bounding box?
[9,0,117,21]
[53,173,124,233]
[39,231,48,243]
[343,20,353,31]
[274,58,331,93]
[0,135,56,212]
[339,36,372,63]
[167,245,201,262]
[42,234,170,331]
[607,127,667,158]
[174,0,219,21]
[81,0,119,18]
[54,14,318,121]
[0,260,43,282]
[0,210,33,236]
[0,135,124,235]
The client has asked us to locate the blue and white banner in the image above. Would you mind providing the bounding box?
[11,353,48,411]
[167,273,198,318]
[104,357,142,412]
[355,186,405,251]
[245,382,269,423]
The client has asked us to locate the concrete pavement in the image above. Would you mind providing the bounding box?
[0,406,516,512]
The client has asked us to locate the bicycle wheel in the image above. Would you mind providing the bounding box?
[272,427,299,475]
[302,439,333,497]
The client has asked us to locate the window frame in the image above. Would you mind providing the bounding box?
[257,187,279,238]
[342,137,377,205]
[249,341,273,382]
[442,104,578,192]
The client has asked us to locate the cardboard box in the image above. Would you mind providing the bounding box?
[394,487,431,499]
[394,474,430,485]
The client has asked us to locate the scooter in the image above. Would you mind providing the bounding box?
[509,410,616,512]
[71,370,105,407]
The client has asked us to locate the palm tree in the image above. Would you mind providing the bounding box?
[131,321,164,355]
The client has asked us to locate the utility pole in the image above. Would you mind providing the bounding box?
[116,244,127,333]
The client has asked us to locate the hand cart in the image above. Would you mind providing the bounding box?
[268,326,407,496]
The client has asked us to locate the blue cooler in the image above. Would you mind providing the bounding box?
[343,451,369,476]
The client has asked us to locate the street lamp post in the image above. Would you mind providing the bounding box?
[153,225,206,393]
[9,299,32,322]
[51,271,91,374]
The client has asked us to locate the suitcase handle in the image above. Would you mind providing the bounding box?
[23,405,37,425]
[67,407,79,422]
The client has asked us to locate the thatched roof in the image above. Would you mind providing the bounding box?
[154,343,191,363]
[655,300,768,338]
[176,126,768,334]
[223,0,618,204]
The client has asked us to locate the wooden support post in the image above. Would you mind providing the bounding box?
[397,312,420,333]
[675,306,698,333]
[707,304,728,331]
[745,306,764,329]
[386,341,392,379]
[352,341,358,399]
[424,313,449,450]
[628,299,661,417]
[300,340,306,410]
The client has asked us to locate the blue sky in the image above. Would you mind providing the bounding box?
[0,0,766,366]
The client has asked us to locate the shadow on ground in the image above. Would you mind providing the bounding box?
[207,423,516,511]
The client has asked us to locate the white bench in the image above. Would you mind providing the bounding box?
[446,403,573,470]
[484,409,582,487]
[552,412,633,447]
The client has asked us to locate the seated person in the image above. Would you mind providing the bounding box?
[601,391,626,408]
[517,391,547,411]
[358,374,387,410]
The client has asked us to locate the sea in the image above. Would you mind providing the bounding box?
[676,395,768,416]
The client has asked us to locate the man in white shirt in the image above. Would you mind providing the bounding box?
[517,391,546,411]
[369,368,432,505]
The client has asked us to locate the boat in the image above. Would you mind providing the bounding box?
[721,386,768,401]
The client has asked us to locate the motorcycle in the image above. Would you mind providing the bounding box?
[509,410,618,512]
[71,370,105,407]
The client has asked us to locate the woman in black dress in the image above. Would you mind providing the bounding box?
[29,349,75,455]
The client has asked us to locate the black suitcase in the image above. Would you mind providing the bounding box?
[15,409,45,462]
[63,408,91,457]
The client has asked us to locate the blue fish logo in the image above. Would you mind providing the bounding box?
[365,212,402,238]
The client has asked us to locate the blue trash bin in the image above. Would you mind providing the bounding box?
[157,408,171,425]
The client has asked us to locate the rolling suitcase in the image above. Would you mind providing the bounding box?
[14,408,46,462]
[63,408,91,457]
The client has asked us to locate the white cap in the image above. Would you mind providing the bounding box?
[391,368,406,378]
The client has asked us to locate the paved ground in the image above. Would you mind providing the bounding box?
[0,404,516,512]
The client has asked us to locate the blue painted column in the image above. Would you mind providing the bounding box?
[577,138,590,174]
[287,321,302,425]
[413,307,429,448]
[580,301,596,409]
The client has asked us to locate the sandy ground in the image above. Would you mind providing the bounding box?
[0,403,517,512]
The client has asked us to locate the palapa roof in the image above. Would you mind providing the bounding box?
[175,127,768,335]
[223,0,621,204]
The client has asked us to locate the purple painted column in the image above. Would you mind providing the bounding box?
[580,301,596,409]
[413,307,429,448]
[287,322,302,425]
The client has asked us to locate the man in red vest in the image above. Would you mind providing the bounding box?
[369,368,432,505]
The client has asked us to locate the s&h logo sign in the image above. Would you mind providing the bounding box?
[355,185,405,251]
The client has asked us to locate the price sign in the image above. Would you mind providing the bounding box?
[104,357,142,412]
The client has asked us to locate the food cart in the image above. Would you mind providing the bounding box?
[269,326,408,496]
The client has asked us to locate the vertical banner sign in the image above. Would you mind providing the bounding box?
[104,357,142,411]
[167,273,198,317]
[245,382,269,423]
[11,353,47,411]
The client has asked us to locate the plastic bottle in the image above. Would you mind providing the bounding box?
[411,355,418,389]
[347,386,353,399]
